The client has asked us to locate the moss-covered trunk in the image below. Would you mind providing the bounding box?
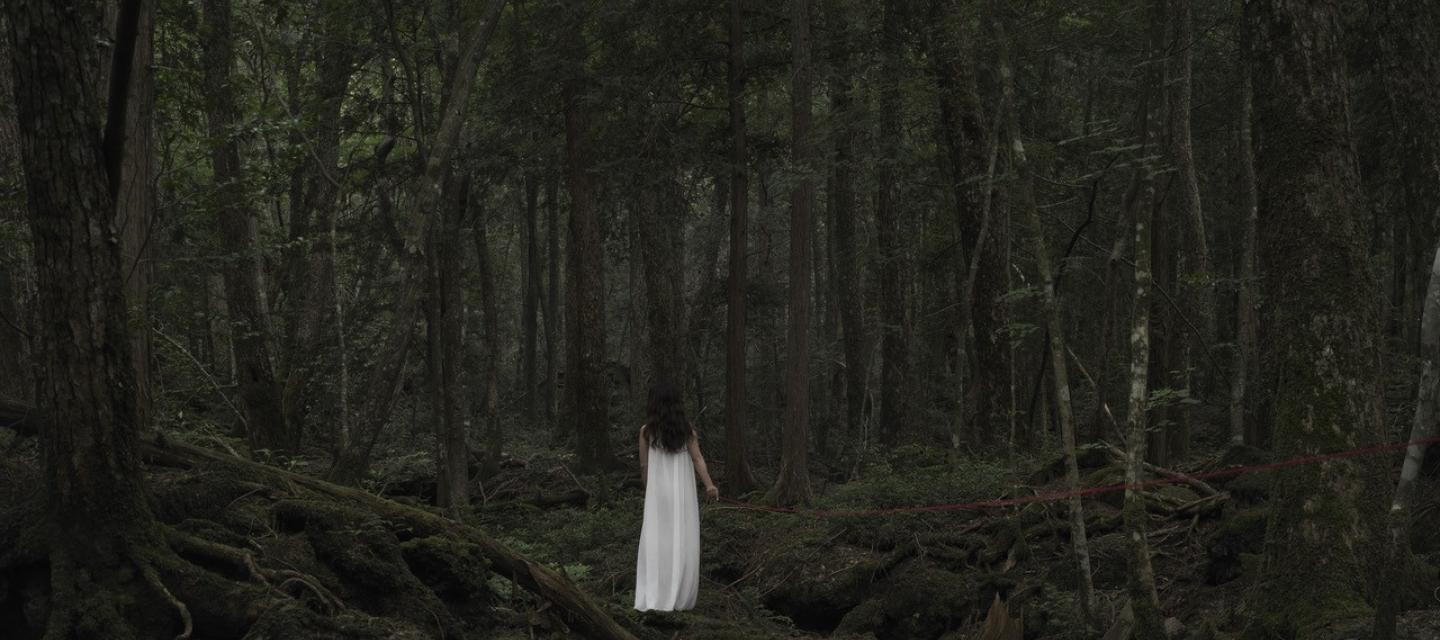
[1245,0,1386,636]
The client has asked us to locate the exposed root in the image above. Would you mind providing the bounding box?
[138,557,193,640]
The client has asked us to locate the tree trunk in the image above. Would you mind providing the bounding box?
[278,8,356,442]
[329,0,507,483]
[768,0,815,506]
[432,171,471,515]
[117,0,156,430]
[1000,30,1094,623]
[1122,161,1167,640]
[826,4,868,457]
[522,172,541,428]
[563,6,615,472]
[640,182,685,386]
[0,24,30,405]
[725,0,757,493]
[1231,55,1258,447]
[5,0,173,635]
[931,0,1006,450]
[1373,246,1440,638]
[201,0,293,455]
[545,167,562,436]
[1246,0,1385,635]
[874,0,908,448]
[1167,0,1213,349]
[475,184,503,481]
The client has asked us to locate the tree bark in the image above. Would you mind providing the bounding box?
[1122,157,1167,640]
[825,4,868,457]
[545,167,562,436]
[116,0,156,431]
[1373,246,1440,638]
[1000,27,1094,623]
[725,0,757,493]
[1231,54,1258,447]
[874,0,908,448]
[5,0,173,635]
[475,184,503,481]
[768,0,815,505]
[201,0,293,455]
[522,172,541,428]
[563,5,615,472]
[278,7,357,442]
[329,0,507,483]
[1245,0,1386,635]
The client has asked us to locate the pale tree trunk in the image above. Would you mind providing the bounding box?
[725,0,757,493]
[1123,171,1167,640]
[1246,0,1386,634]
[201,0,293,455]
[1000,30,1094,623]
[1373,245,1440,638]
[768,0,814,506]
[1167,0,1212,347]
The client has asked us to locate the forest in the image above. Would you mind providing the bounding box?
[1,0,1439,638]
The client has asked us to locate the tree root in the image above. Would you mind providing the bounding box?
[142,438,640,640]
[137,556,193,640]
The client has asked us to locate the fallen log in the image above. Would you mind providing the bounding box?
[139,437,638,640]
[1100,442,1221,497]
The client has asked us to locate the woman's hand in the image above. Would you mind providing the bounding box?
[705,485,719,501]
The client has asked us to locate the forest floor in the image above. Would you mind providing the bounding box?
[3,406,1440,639]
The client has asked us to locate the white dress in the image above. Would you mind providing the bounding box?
[634,445,700,611]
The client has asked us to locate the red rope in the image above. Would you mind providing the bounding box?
[715,434,1440,518]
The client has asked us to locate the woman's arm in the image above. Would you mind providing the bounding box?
[638,426,649,488]
[688,428,719,501]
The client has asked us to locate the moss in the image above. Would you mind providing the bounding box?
[1205,508,1269,585]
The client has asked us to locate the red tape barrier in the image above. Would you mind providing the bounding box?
[714,435,1440,518]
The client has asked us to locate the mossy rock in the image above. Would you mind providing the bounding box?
[833,597,885,636]
[871,562,977,639]
[761,544,881,632]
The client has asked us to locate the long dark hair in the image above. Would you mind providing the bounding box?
[645,382,689,452]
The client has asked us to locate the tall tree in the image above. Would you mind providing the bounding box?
[1374,246,1440,638]
[563,3,615,472]
[329,0,508,483]
[768,0,815,506]
[5,0,180,635]
[724,0,757,493]
[117,0,156,429]
[874,0,909,447]
[1000,29,1095,622]
[827,0,868,455]
[1122,163,1167,640]
[1245,0,1385,635]
[201,0,293,454]
[1231,48,1258,446]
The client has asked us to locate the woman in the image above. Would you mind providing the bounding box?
[634,382,718,612]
